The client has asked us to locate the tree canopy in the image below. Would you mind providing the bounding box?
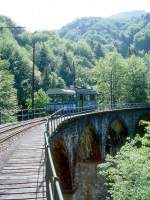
[0,13,150,121]
[99,121,150,199]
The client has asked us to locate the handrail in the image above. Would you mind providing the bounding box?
[97,102,150,111]
[47,103,150,137]
[47,105,96,135]
[45,131,64,200]
[50,108,64,118]
[0,107,47,125]
[44,105,96,200]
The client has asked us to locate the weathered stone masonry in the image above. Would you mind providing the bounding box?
[50,107,150,198]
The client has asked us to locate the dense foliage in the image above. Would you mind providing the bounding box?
[26,89,49,109]
[0,11,150,118]
[99,122,150,199]
[60,12,150,57]
[93,52,150,104]
[0,16,96,109]
[0,12,150,198]
[0,59,17,122]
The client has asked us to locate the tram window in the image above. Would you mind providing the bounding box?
[90,94,95,101]
[49,96,55,103]
[63,95,68,102]
[63,95,75,103]
[80,94,83,100]
[70,95,75,101]
[84,95,90,101]
[87,95,91,101]
[55,95,63,103]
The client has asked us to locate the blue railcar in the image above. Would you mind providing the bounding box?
[46,87,97,112]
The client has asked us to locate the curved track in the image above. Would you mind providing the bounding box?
[0,123,46,200]
[0,118,46,144]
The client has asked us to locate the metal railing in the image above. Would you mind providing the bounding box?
[97,102,150,111]
[44,102,150,199]
[0,107,47,125]
[44,105,96,200]
[45,130,64,200]
[46,103,150,136]
[47,105,96,135]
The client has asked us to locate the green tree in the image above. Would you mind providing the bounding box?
[35,43,56,72]
[59,52,74,86]
[125,55,148,102]
[144,52,150,100]
[26,89,49,109]
[93,52,126,104]
[94,43,104,59]
[134,24,150,53]
[75,65,93,87]
[99,122,150,200]
[0,39,41,106]
[74,40,94,60]
[0,59,18,122]
[42,70,66,91]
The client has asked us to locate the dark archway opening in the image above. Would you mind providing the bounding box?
[52,139,72,193]
[76,126,101,163]
[106,119,128,156]
[136,114,150,137]
[74,127,105,200]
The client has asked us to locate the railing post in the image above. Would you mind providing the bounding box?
[51,119,53,133]
[45,133,50,200]
[21,109,23,121]
[53,118,55,133]
[0,112,2,125]
[59,114,61,125]
[53,176,60,200]
[27,109,29,120]
[47,120,50,133]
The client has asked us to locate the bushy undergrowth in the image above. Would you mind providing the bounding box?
[98,121,150,200]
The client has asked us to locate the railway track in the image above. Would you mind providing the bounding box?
[0,121,46,199]
[0,118,46,144]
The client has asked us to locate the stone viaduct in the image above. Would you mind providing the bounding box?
[49,107,150,199]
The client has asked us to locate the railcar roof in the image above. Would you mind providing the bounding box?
[47,88,76,95]
[75,88,97,94]
[47,88,97,95]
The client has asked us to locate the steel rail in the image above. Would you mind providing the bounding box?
[0,118,46,134]
[0,119,46,144]
[0,121,19,130]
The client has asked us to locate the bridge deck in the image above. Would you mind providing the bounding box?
[0,124,46,200]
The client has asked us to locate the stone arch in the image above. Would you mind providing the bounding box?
[135,113,150,136]
[106,117,128,156]
[51,139,72,192]
[76,125,101,162]
[74,125,104,200]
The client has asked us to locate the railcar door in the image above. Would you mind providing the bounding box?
[79,94,83,108]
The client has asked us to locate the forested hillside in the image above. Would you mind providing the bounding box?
[0,11,150,118]
[60,12,150,56]
[110,10,146,19]
[0,16,96,110]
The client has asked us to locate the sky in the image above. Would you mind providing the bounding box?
[0,0,150,31]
